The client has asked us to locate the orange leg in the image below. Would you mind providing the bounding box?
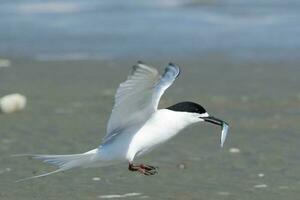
[128,163,158,175]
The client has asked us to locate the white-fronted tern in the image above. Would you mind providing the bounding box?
[16,61,229,181]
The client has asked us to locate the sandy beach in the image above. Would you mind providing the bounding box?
[0,57,299,199]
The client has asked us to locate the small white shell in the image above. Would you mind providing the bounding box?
[0,93,27,114]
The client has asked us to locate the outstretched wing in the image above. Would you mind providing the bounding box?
[103,62,180,143]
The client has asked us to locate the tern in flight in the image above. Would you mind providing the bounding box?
[16,62,229,181]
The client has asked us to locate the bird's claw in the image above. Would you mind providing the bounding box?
[128,163,158,176]
[140,164,158,170]
[140,164,158,175]
[141,168,157,176]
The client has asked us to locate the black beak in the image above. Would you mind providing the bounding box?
[201,116,225,127]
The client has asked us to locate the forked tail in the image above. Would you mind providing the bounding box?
[14,149,98,182]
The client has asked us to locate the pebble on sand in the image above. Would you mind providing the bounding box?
[0,93,27,114]
[229,148,240,154]
[258,173,265,178]
[177,163,186,170]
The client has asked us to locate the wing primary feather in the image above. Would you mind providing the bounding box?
[103,62,180,143]
[168,62,181,78]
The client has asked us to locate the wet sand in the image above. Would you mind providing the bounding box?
[1,58,300,199]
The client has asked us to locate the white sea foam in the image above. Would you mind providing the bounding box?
[200,12,282,26]
[98,193,142,199]
[35,53,111,61]
[17,2,82,14]
[254,184,268,188]
[92,177,101,181]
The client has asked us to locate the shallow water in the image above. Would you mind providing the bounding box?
[0,59,300,199]
[1,0,300,60]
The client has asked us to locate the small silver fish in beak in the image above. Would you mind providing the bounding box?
[220,122,229,147]
[202,116,229,147]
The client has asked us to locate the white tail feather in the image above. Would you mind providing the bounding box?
[14,149,98,182]
[16,168,65,182]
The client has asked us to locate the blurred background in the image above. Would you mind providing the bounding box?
[0,0,300,199]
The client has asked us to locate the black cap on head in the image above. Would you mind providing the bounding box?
[166,101,206,114]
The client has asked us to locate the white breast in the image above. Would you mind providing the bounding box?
[126,109,195,161]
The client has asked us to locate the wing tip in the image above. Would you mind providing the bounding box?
[131,61,145,75]
[132,61,180,79]
[137,60,145,64]
[167,62,181,78]
[131,61,158,76]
